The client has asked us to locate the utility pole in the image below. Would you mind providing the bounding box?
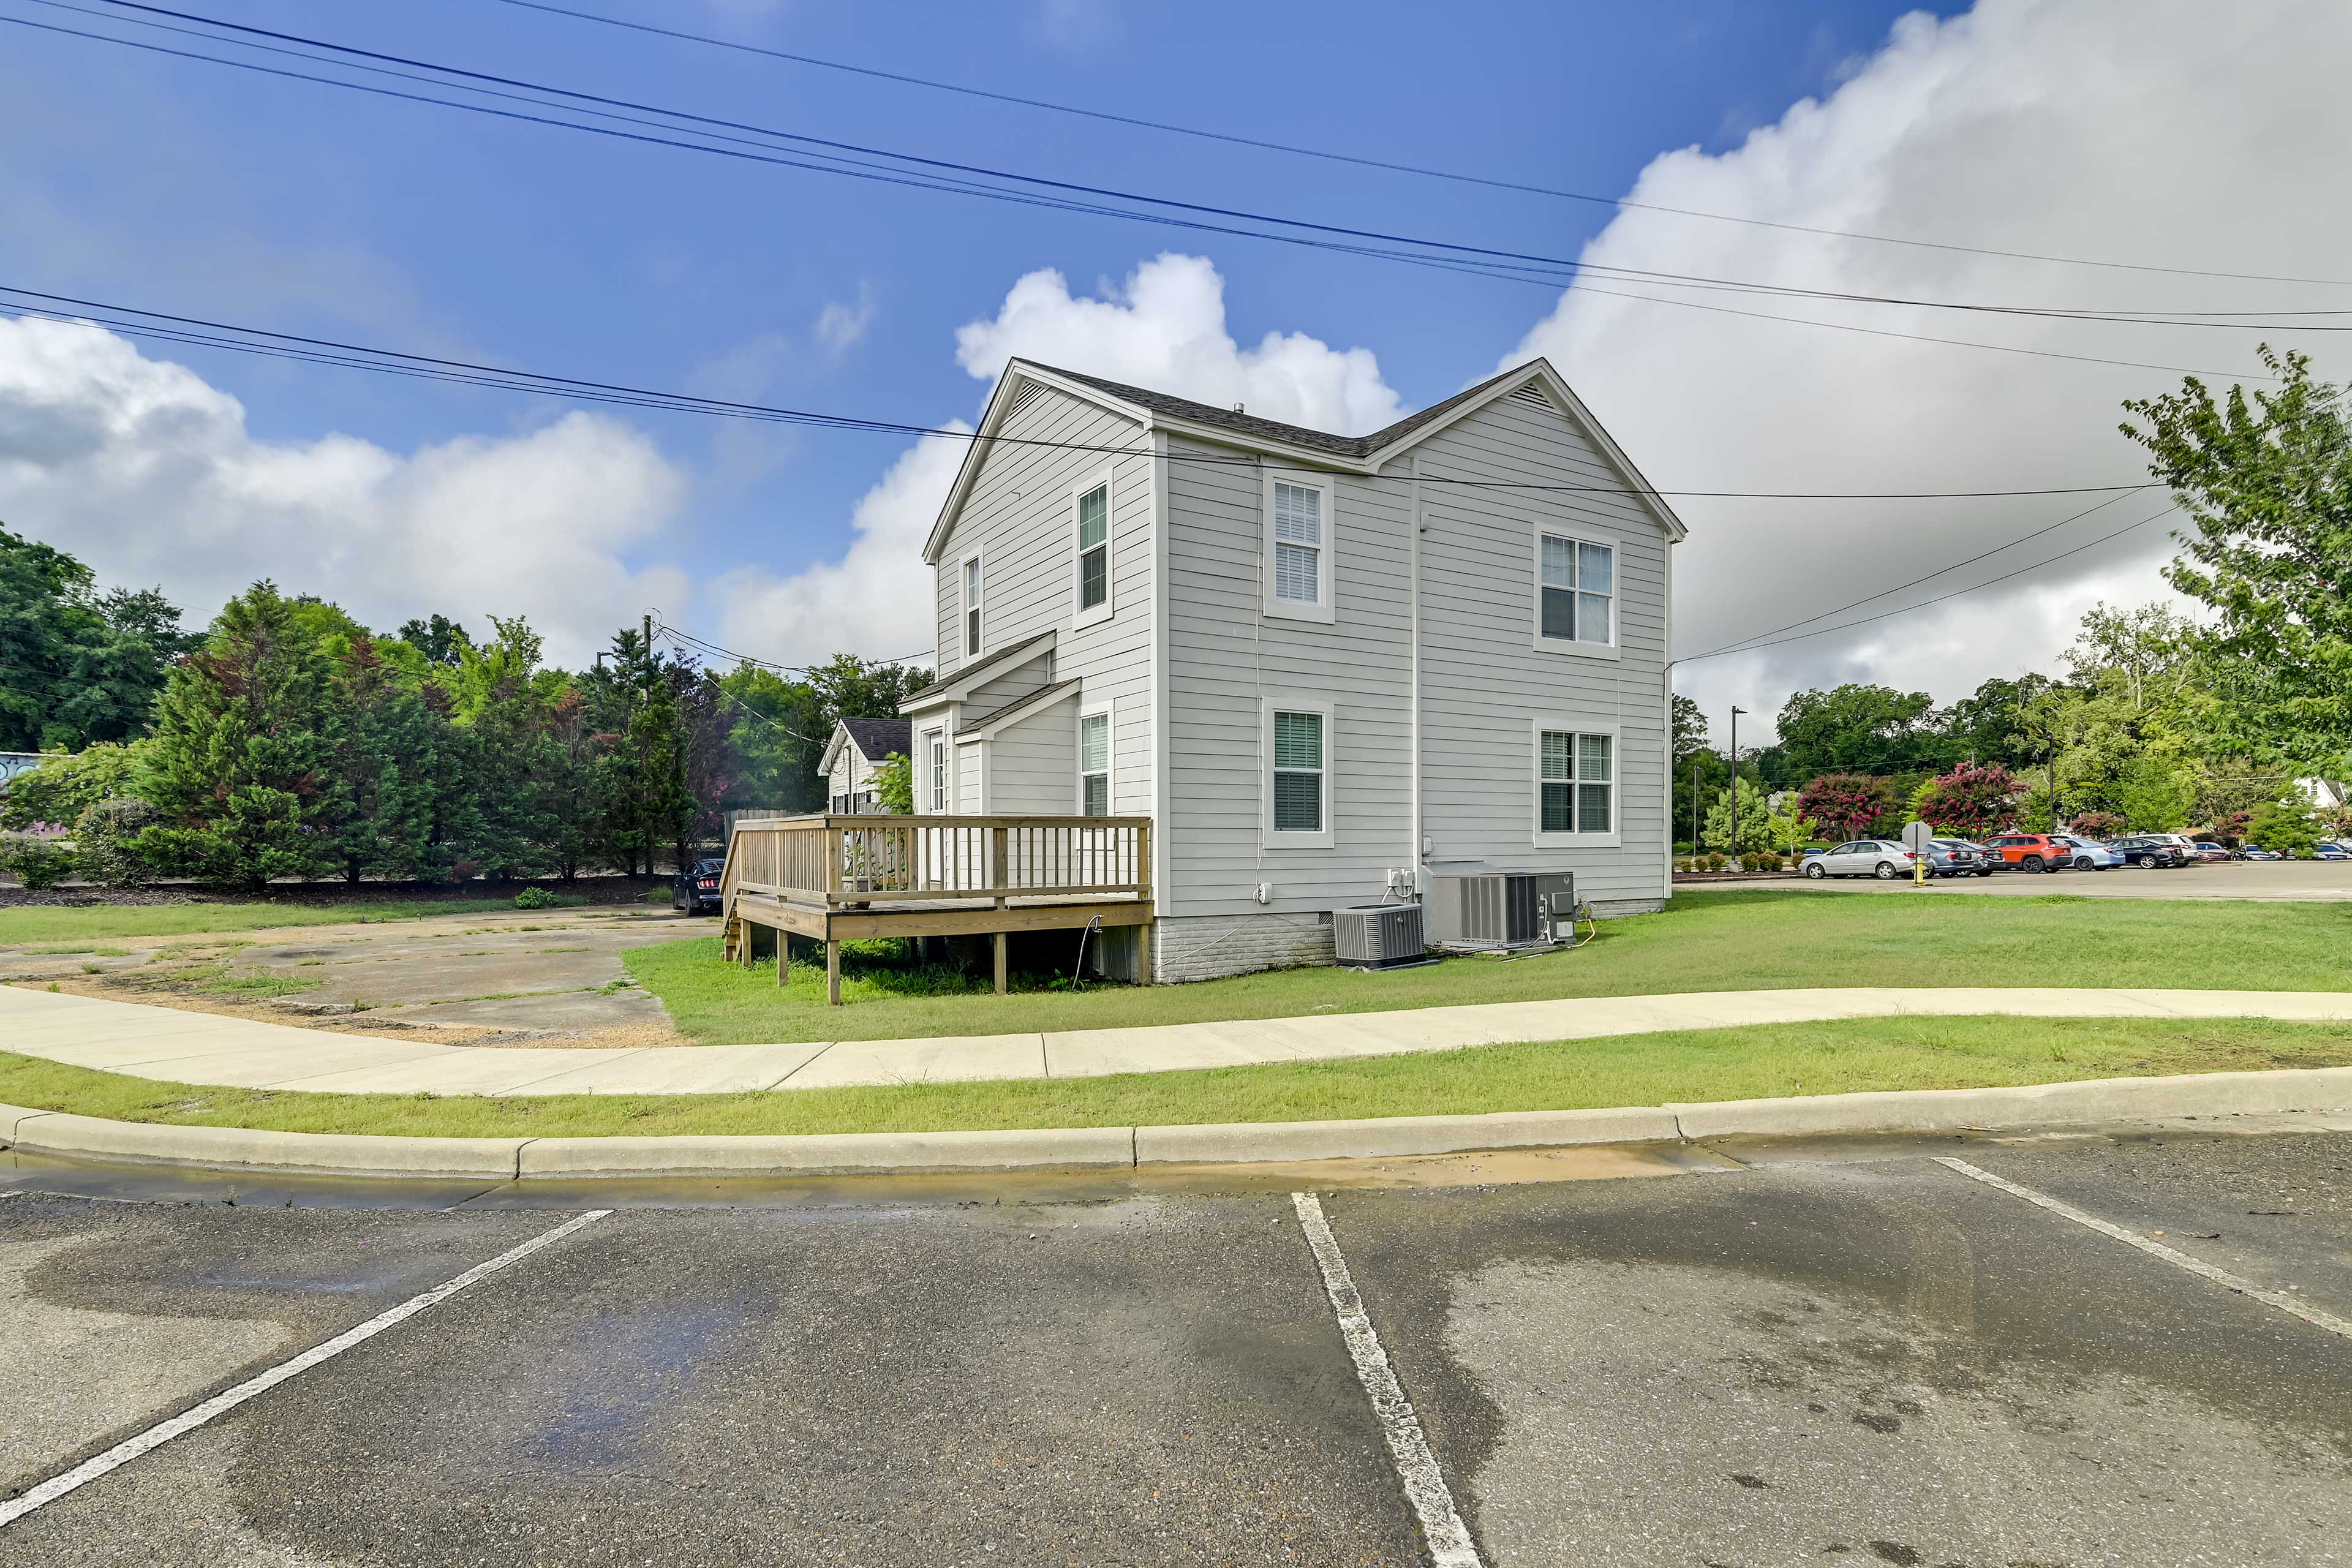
[1730,707,1746,861]
[1691,756,1702,853]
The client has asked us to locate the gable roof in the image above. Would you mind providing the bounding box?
[922,356,1687,563]
[818,715,914,777]
[897,630,1056,714]
[1047,363,1527,461]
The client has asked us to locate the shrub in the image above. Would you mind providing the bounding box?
[513,886,563,909]
[1913,762,2018,839]
[2068,810,2127,839]
[1703,852,1727,872]
[1798,774,1898,841]
[1,836,80,889]
[74,797,156,888]
[1673,858,1693,875]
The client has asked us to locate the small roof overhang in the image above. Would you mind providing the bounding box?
[899,630,1057,715]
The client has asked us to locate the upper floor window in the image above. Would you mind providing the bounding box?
[1079,710,1110,816]
[1262,472,1335,622]
[1539,533,1613,647]
[962,554,983,657]
[1076,481,1110,615]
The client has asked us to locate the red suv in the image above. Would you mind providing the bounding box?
[1980,833,2069,873]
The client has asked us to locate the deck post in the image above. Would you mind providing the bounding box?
[826,938,842,1006]
[992,929,1008,995]
[778,932,790,987]
[1137,919,1153,986]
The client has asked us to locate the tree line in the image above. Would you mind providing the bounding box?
[0,561,927,891]
[1676,345,2352,856]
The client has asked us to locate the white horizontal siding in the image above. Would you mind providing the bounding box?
[1162,435,1415,918]
[1412,391,1670,906]
[987,698,1078,815]
[929,381,1158,822]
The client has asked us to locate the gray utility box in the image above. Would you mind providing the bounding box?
[1429,871,1575,948]
[1332,903,1427,968]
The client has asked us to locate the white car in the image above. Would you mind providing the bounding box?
[1802,840,1919,880]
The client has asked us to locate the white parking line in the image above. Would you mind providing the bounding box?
[0,1208,611,1531]
[1934,1158,2352,1341]
[1291,1192,1483,1568]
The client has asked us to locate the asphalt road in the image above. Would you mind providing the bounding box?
[4,1126,2347,1566]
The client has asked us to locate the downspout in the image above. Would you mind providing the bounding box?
[1409,455,1425,892]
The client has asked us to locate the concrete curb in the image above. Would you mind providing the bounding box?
[2,1066,2349,1180]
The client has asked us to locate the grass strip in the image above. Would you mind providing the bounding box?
[627,887,2352,1044]
[2,1016,2347,1140]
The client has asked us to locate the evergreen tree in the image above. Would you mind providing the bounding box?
[137,582,339,890]
[325,635,437,882]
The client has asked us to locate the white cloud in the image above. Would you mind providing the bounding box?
[813,287,876,358]
[955,252,1404,434]
[1505,0,2350,734]
[0,316,688,666]
[709,429,968,671]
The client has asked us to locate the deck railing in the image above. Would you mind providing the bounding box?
[725,814,1152,907]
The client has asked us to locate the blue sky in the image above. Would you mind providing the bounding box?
[2,1,1948,604]
[3,1,2333,728]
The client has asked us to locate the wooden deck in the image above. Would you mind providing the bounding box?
[719,813,1153,1003]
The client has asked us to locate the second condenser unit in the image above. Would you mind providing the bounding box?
[1428,870,1576,949]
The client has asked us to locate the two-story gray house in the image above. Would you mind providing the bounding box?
[899,355,1684,984]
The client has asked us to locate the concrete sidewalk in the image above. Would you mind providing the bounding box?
[6,981,2352,1097]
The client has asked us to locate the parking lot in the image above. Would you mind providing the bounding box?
[1770,859,2352,901]
[5,1125,2347,1566]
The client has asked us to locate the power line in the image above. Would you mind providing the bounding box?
[484,0,2352,291]
[40,2,2352,331]
[0,282,2188,499]
[1676,503,2182,663]
[1686,486,2154,662]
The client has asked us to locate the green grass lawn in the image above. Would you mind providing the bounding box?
[3,1014,2346,1139]
[628,888,2352,1045]
[0,900,559,945]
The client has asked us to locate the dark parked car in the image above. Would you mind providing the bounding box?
[2108,835,2183,868]
[673,856,726,914]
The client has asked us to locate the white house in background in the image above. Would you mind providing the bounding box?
[899,355,1685,983]
[818,717,913,813]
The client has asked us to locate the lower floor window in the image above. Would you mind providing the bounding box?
[1540,729,1612,834]
[1080,712,1110,816]
[1272,709,1325,834]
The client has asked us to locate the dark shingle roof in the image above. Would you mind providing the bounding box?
[1039,362,1532,461]
[839,716,912,762]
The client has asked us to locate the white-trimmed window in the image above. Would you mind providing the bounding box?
[961,552,983,657]
[1536,531,1614,650]
[1261,470,1335,621]
[1535,726,1615,840]
[1261,699,1333,848]
[926,731,946,813]
[1073,477,1112,623]
[1079,709,1110,816]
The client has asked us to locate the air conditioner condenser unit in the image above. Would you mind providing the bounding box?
[1430,871,1575,950]
[1332,903,1428,969]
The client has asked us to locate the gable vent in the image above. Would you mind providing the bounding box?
[1507,383,1556,413]
[1007,380,1048,419]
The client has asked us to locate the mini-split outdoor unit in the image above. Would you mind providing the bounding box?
[1332,902,1427,969]
[1429,869,1577,949]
